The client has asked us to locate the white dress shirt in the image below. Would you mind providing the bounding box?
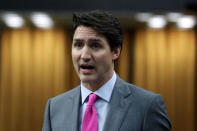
[79,72,117,131]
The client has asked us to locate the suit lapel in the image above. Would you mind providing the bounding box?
[103,76,133,131]
[70,86,81,131]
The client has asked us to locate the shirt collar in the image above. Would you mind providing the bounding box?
[81,72,117,104]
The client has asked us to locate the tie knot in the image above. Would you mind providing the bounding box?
[87,94,98,106]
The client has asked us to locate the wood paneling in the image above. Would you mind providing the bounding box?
[0,27,196,131]
[131,27,196,131]
[0,28,78,131]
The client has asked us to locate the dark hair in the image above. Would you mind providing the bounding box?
[72,10,123,51]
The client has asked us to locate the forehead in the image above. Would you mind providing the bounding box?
[73,26,104,40]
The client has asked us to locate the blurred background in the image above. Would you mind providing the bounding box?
[0,0,196,131]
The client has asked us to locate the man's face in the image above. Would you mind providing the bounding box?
[72,26,120,86]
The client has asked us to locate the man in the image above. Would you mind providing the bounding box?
[42,10,171,131]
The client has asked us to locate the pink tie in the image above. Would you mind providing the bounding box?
[82,93,98,131]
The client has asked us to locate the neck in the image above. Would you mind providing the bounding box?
[82,71,114,92]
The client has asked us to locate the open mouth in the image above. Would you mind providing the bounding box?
[80,65,95,70]
[80,65,95,74]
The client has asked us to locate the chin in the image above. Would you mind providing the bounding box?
[80,76,96,83]
[81,78,94,83]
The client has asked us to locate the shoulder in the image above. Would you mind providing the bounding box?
[116,76,160,98]
[116,77,168,112]
[49,86,80,104]
[116,76,163,105]
[128,82,161,99]
[128,83,165,110]
[116,78,171,130]
[121,79,167,115]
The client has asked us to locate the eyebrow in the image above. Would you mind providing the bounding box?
[89,38,102,43]
[73,38,83,42]
[73,38,103,43]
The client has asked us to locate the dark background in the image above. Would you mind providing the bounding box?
[0,0,197,11]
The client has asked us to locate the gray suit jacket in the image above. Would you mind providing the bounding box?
[42,76,171,131]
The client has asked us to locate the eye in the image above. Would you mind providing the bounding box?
[73,41,83,49]
[91,43,102,50]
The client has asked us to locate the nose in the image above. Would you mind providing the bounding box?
[81,46,91,61]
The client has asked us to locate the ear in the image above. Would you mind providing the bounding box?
[112,46,121,61]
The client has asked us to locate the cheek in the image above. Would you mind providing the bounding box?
[72,56,78,69]
[72,51,79,62]
[96,53,113,66]
[72,54,78,70]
